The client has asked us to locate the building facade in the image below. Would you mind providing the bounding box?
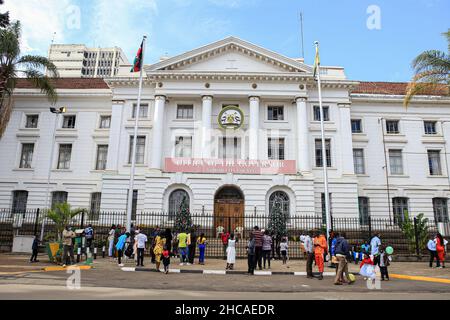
[48,44,130,78]
[2,37,449,227]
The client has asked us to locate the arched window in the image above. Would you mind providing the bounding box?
[168,189,190,221]
[269,191,290,219]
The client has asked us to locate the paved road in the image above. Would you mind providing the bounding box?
[1,267,449,300]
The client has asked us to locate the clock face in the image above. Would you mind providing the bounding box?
[218,106,244,130]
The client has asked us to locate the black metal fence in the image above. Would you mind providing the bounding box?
[0,208,444,258]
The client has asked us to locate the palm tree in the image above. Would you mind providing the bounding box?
[404,30,450,107]
[0,21,58,138]
[46,202,84,241]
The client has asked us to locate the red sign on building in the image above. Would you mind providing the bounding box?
[165,158,297,175]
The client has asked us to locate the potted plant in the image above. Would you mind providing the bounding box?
[44,202,84,263]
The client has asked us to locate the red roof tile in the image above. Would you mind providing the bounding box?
[15,78,110,90]
[353,81,449,96]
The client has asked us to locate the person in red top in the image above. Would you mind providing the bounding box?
[221,231,230,260]
[313,231,328,280]
[435,233,446,268]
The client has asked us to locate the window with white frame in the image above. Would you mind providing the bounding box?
[19,143,34,168]
[392,197,408,225]
[57,144,72,169]
[353,148,365,174]
[389,149,403,175]
[12,190,28,213]
[99,115,111,129]
[168,189,189,221]
[268,106,284,121]
[313,106,329,121]
[132,104,148,119]
[176,105,194,119]
[96,145,108,170]
[433,198,449,223]
[428,150,442,175]
[268,137,285,160]
[219,137,241,160]
[358,197,370,226]
[351,119,362,133]
[315,139,331,167]
[424,121,437,135]
[175,136,192,158]
[25,115,39,128]
[62,115,76,129]
[385,120,399,134]
[52,191,68,208]
[90,192,102,219]
[128,136,145,164]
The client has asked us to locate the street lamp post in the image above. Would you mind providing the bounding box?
[40,107,66,242]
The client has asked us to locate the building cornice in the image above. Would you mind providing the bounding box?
[350,93,450,104]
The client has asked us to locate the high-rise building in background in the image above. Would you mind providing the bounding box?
[48,44,130,78]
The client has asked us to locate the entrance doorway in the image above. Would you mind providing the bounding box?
[214,186,244,234]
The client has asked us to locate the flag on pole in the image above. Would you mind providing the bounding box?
[313,43,320,78]
[130,40,144,72]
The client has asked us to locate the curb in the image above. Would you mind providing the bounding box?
[42,265,93,272]
[122,267,340,277]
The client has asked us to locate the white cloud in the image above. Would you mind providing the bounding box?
[4,0,71,54]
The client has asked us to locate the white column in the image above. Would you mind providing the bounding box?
[106,100,125,171]
[201,95,213,159]
[296,97,311,173]
[249,96,260,160]
[338,103,355,175]
[150,95,166,169]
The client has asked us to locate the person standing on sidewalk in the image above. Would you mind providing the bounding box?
[116,232,130,267]
[370,232,382,265]
[435,233,446,268]
[313,231,327,280]
[29,235,40,263]
[62,225,76,267]
[221,230,230,260]
[177,230,189,265]
[262,230,272,269]
[251,226,263,270]
[153,231,166,272]
[135,229,148,267]
[188,228,197,264]
[226,233,237,270]
[304,232,314,279]
[334,232,354,285]
[108,225,116,260]
[246,234,256,275]
[197,233,207,265]
[427,237,439,268]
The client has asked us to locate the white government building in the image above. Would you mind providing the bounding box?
[1,37,450,228]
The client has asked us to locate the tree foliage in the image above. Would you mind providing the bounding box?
[404,30,450,107]
[399,211,430,254]
[268,196,288,236]
[0,20,59,138]
[46,202,84,241]
[174,195,192,233]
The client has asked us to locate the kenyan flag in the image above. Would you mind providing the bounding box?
[130,40,144,72]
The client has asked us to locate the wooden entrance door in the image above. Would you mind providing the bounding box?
[214,200,244,233]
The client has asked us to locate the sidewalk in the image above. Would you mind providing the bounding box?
[1,253,449,280]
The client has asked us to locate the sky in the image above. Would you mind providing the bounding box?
[4,0,449,82]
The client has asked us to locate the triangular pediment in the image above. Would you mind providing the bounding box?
[146,36,312,74]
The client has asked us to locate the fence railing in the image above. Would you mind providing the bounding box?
[0,208,444,258]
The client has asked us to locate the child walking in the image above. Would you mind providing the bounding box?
[359,253,376,281]
[162,245,171,274]
[378,247,391,281]
[226,233,237,270]
[280,237,288,264]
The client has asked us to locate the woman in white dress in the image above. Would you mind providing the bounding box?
[226,233,237,270]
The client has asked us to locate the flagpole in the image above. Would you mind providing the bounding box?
[126,35,147,232]
[314,41,332,244]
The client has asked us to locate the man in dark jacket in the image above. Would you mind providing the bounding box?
[334,232,354,285]
[246,235,256,275]
[30,235,40,263]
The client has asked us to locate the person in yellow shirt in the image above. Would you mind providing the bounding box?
[313,231,328,280]
[197,233,207,265]
[153,231,166,272]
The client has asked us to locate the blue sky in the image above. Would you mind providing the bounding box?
[5,0,449,81]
